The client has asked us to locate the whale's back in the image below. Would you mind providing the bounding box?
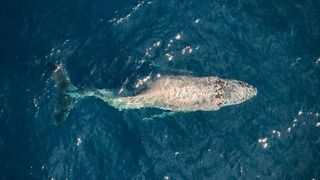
[116,76,257,111]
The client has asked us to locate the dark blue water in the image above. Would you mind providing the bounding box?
[1,0,320,179]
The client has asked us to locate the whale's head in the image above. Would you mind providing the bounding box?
[220,80,257,107]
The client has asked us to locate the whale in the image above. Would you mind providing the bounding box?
[51,64,257,123]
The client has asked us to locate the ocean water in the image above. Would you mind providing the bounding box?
[1,0,320,179]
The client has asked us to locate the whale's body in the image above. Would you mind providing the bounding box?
[102,76,257,111]
[51,64,257,123]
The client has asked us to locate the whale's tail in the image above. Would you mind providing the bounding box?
[49,63,118,124]
[49,63,80,124]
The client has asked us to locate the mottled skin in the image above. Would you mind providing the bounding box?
[108,76,257,111]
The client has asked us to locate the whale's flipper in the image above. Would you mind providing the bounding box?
[50,63,80,124]
[142,111,178,121]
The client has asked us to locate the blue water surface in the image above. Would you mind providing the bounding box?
[0,0,320,179]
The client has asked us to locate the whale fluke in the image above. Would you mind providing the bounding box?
[50,63,77,124]
[50,63,116,124]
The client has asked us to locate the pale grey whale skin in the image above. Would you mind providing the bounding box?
[93,76,257,111]
[51,64,257,123]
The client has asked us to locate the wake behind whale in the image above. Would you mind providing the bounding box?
[51,64,257,123]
